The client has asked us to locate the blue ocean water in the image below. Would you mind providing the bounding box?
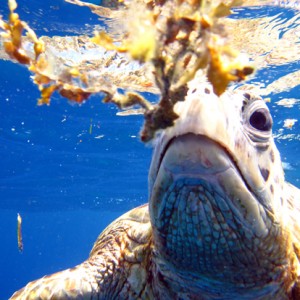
[0,0,299,299]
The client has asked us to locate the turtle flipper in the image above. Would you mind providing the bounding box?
[10,262,99,299]
[10,205,152,299]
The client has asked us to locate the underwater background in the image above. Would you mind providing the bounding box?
[0,0,299,298]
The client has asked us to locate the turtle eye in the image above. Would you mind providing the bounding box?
[249,108,272,132]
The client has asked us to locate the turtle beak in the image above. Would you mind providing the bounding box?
[158,133,231,178]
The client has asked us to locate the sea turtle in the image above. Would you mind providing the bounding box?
[10,80,300,299]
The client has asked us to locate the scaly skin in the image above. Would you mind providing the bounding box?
[11,205,155,299]
[10,80,300,299]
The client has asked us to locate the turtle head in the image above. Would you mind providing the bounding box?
[148,80,290,293]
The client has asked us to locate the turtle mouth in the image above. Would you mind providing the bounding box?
[156,133,251,189]
[151,133,271,238]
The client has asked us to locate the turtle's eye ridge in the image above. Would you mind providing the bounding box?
[249,108,272,132]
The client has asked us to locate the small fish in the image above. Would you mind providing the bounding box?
[17,213,23,253]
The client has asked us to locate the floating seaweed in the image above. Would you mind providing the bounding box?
[0,0,254,141]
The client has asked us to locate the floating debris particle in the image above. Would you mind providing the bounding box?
[116,108,145,116]
[17,213,23,253]
[89,118,93,134]
[283,118,297,129]
[94,134,104,139]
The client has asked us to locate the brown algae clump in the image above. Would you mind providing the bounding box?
[0,0,253,141]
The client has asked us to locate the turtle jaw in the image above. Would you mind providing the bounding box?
[149,133,273,281]
[150,133,270,236]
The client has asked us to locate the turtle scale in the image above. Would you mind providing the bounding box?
[10,80,300,299]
